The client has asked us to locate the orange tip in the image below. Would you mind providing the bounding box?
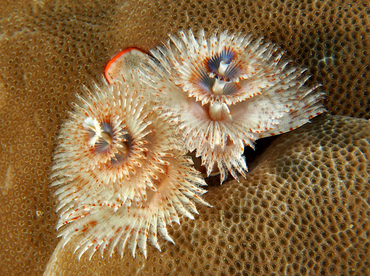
[104,47,147,84]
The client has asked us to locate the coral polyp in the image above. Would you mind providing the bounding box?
[51,73,209,258]
[141,29,325,183]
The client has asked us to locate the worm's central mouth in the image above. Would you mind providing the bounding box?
[83,117,131,162]
[195,49,244,97]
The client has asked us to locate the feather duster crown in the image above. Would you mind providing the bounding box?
[140,29,325,183]
[51,72,209,259]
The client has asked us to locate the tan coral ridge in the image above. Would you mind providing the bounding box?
[1,0,370,275]
[44,114,370,275]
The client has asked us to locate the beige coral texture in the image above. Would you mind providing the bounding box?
[0,0,369,275]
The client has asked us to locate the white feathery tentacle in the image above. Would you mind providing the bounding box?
[140,29,325,183]
[52,69,210,259]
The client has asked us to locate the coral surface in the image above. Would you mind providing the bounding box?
[45,115,370,275]
[0,0,369,275]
